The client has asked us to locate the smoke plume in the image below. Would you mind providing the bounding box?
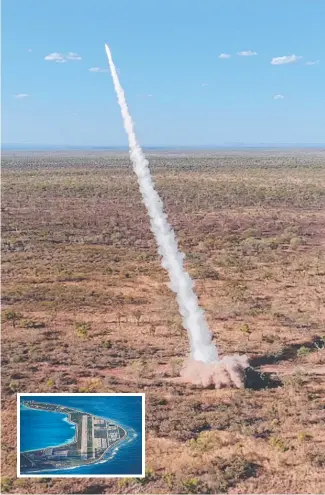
[104,44,249,389]
[104,44,218,364]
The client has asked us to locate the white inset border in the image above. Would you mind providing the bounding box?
[17,393,145,478]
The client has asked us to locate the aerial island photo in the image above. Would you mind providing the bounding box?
[18,394,144,477]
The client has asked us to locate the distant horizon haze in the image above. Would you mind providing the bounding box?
[2,142,325,151]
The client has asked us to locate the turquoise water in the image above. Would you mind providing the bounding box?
[20,395,143,475]
[20,406,76,451]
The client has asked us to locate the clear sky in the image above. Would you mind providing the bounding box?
[2,0,324,147]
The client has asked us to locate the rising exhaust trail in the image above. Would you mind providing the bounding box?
[104,43,218,363]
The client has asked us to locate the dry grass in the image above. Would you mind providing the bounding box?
[1,150,325,494]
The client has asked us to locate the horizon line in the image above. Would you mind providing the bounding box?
[3,142,325,151]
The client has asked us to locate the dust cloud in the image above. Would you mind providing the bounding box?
[181,354,249,389]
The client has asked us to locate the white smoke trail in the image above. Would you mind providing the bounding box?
[104,44,218,363]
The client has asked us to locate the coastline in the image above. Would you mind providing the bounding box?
[26,429,130,474]
[20,402,130,473]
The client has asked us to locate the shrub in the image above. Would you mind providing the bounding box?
[283,371,305,389]
[314,336,325,351]
[131,359,153,380]
[297,431,312,442]
[241,237,262,254]
[117,478,131,489]
[9,381,19,392]
[133,310,142,326]
[2,309,22,328]
[103,340,112,349]
[269,436,289,451]
[240,323,251,335]
[46,378,55,388]
[163,472,174,490]
[136,468,154,485]
[20,319,45,329]
[1,477,13,493]
[148,323,156,336]
[190,265,220,280]
[79,378,103,393]
[188,431,223,453]
[290,236,302,248]
[297,346,311,358]
[270,344,285,359]
[309,452,325,467]
[116,310,127,327]
[75,321,90,338]
[219,455,258,484]
[181,477,202,493]
[226,282,247,302]
[38,478,52,484]
[14,479,29,489]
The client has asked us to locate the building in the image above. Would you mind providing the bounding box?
[94,419,105,426]
[51,450,69,461]
[44,448,53,457]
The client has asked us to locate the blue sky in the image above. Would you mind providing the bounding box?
[2,0,324,147]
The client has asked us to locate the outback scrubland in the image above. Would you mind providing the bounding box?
[2,150,325,494]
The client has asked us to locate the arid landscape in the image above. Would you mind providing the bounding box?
[2,150,325,494]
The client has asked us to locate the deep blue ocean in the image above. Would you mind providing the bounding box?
[20,395,143,475]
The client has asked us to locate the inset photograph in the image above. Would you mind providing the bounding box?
[17,393,144,477]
